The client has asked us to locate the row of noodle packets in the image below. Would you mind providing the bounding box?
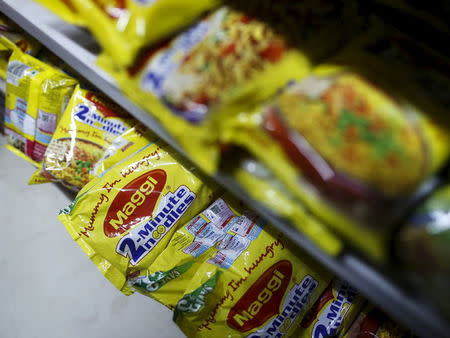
[93,5,450,263]
[0,11,435,330]
[16,1,350,264]
[56,122,414,337]
[31,1,450,264]
[0,15,339,279]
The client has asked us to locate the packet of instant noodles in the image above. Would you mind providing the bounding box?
[228,154,342,256]
[29,85,134,190]
[110,6,310,172]
[297,279,365,337]
[58,139,217,295]
[90,122,150,177]
[4,42,76,165]
[126,195,243,309]
[0,18,41,79]
[34,0,84,26]
[173,224,332,337]
[342,304,414,338]
[221,64,450,261]
[71,0,220,67]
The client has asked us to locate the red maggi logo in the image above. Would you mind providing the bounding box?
[103,170,166,237]
[227,260,292,332]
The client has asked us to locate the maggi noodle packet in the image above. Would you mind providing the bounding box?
[29,85,135,190]
[34,0,84,26]
[221,65,450,261]
[228,155,342,256]
[297,279,365,337]
[0,17,41,79]
[58,139,217,295]
[4,43,77,165]
[109,6,310,172]
[342,304,414,338]
[172,226,333,337]
[126,195,248,309]
[71,0,220,67]
[90,123,150,177]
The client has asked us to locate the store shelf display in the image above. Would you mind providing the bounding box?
[0,1,449,337]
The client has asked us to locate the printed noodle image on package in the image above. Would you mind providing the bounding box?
[4,42,76,165]
[30,85,135,190]
[118,6,309,124]
[71,0,220,67]
[108,5,309,172]
[172,222,333,337]
[58,138,217,296]
[221,65,450,261]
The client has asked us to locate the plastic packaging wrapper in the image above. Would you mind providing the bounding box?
[29,85,134,189]
[221,62,450,261]
[228,155,342,256]
[0,17,41,79]
[173,219,332,337]
[397,184,450,317]
[90,122,150,177]
[34,0,84,26]
[58,139,217,295]
[127,195,248,309]
[4,42,76,165]
[71,0,220,67]
[297,278,365,337]
[108,6,310,172]
[343,304,415,338]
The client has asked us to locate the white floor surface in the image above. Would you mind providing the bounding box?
[0,135,184,338]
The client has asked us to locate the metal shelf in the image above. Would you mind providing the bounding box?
[1,1,448,337]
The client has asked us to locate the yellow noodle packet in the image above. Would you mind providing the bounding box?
[58,140,217,294]
[34,0,84,26]
[126,195,244,309]
[0,18,41,79]
[297,278,365,337]
[173,226,332,337]
[108,6,310,172]
[222,65,450,261]
[90,122,151,177]
[229,155,342,256]
[71,0,220,67]
[29,85,134,190]
[4,43,76,165]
